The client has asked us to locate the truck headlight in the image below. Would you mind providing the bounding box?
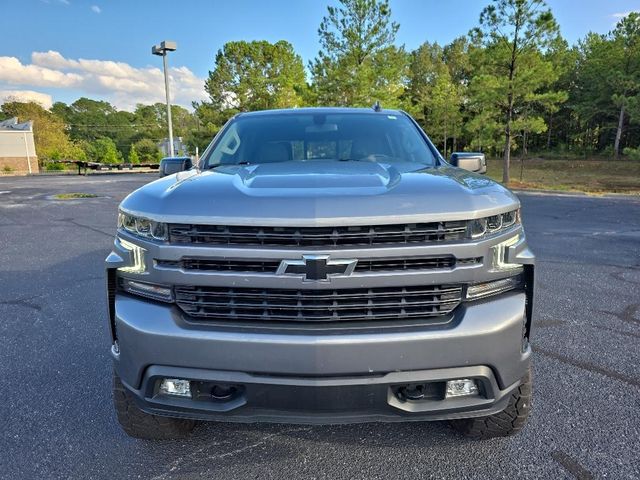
[468,209,520,239]
[118,211,168,241]
[466,274,523,300]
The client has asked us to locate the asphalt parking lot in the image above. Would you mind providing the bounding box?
[1,173,639,479]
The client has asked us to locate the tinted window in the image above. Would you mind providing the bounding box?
[203,113,437,168]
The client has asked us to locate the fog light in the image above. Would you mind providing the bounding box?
[159,378,191,397]
[445,379,479,398]
[466,274,523,300]
[120,278,173,302]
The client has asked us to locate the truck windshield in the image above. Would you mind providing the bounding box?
[203,112,437,168]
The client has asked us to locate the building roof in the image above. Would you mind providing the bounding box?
[0,117,33,131]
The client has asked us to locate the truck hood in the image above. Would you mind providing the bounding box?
[120,161,520,226]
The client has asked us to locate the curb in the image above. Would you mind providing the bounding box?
[513,189,640,199]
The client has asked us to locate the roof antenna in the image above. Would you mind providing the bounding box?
[372,100,382,112]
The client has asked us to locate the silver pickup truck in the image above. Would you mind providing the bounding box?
[106,107,535,440]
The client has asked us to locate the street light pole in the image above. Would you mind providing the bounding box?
[161,51,174,157]
[152,41,177,157]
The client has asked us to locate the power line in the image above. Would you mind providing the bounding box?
[64,123,165,128]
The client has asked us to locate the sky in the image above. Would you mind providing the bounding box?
[0,0,638,111]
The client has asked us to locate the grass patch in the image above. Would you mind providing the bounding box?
[54,192,99,200]
[486,157,640,195]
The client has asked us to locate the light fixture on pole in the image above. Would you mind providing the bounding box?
[152,40,177,157]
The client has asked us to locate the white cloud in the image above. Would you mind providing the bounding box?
[0,90,54,109]
[0,51,208,111]
[91,5,101,14]
[0,56,83,88]
[612,10,638,19]
[59,0,70,5]
[610,11,638,27]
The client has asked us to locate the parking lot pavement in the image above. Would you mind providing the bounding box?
[1,174,639,480]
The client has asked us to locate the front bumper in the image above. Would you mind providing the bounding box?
[111,291,531,423]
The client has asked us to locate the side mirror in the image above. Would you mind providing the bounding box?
[159,158,193,177]
[449,153,487,174]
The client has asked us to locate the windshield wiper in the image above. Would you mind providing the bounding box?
[208,161,251,169]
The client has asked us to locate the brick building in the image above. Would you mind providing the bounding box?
[0,117,38,174]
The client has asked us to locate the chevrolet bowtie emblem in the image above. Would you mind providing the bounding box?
[277,255,357,281]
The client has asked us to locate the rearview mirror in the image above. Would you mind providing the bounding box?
[449,152,487,174]
[305,123,338,133]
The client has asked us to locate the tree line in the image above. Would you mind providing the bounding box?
[0,98,200,168]
[1,0,639,182]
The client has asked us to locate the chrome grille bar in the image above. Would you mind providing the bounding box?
[157,256,481,273]
[168,222,469,247]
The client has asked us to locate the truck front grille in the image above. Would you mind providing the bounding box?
[156,255,473,273]
[168,222,468,247]
[174,284,462,322]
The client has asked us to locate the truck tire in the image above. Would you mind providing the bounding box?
[113,373,196,440]
[449,367,532,439]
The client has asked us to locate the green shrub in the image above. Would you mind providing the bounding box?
[623,147,640,161]
[2,165,13,173]
[88,137,121,164]
[601,145,615,158]
[133,138,162,163]
[45,162,65,171]
[128,145,140,164]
